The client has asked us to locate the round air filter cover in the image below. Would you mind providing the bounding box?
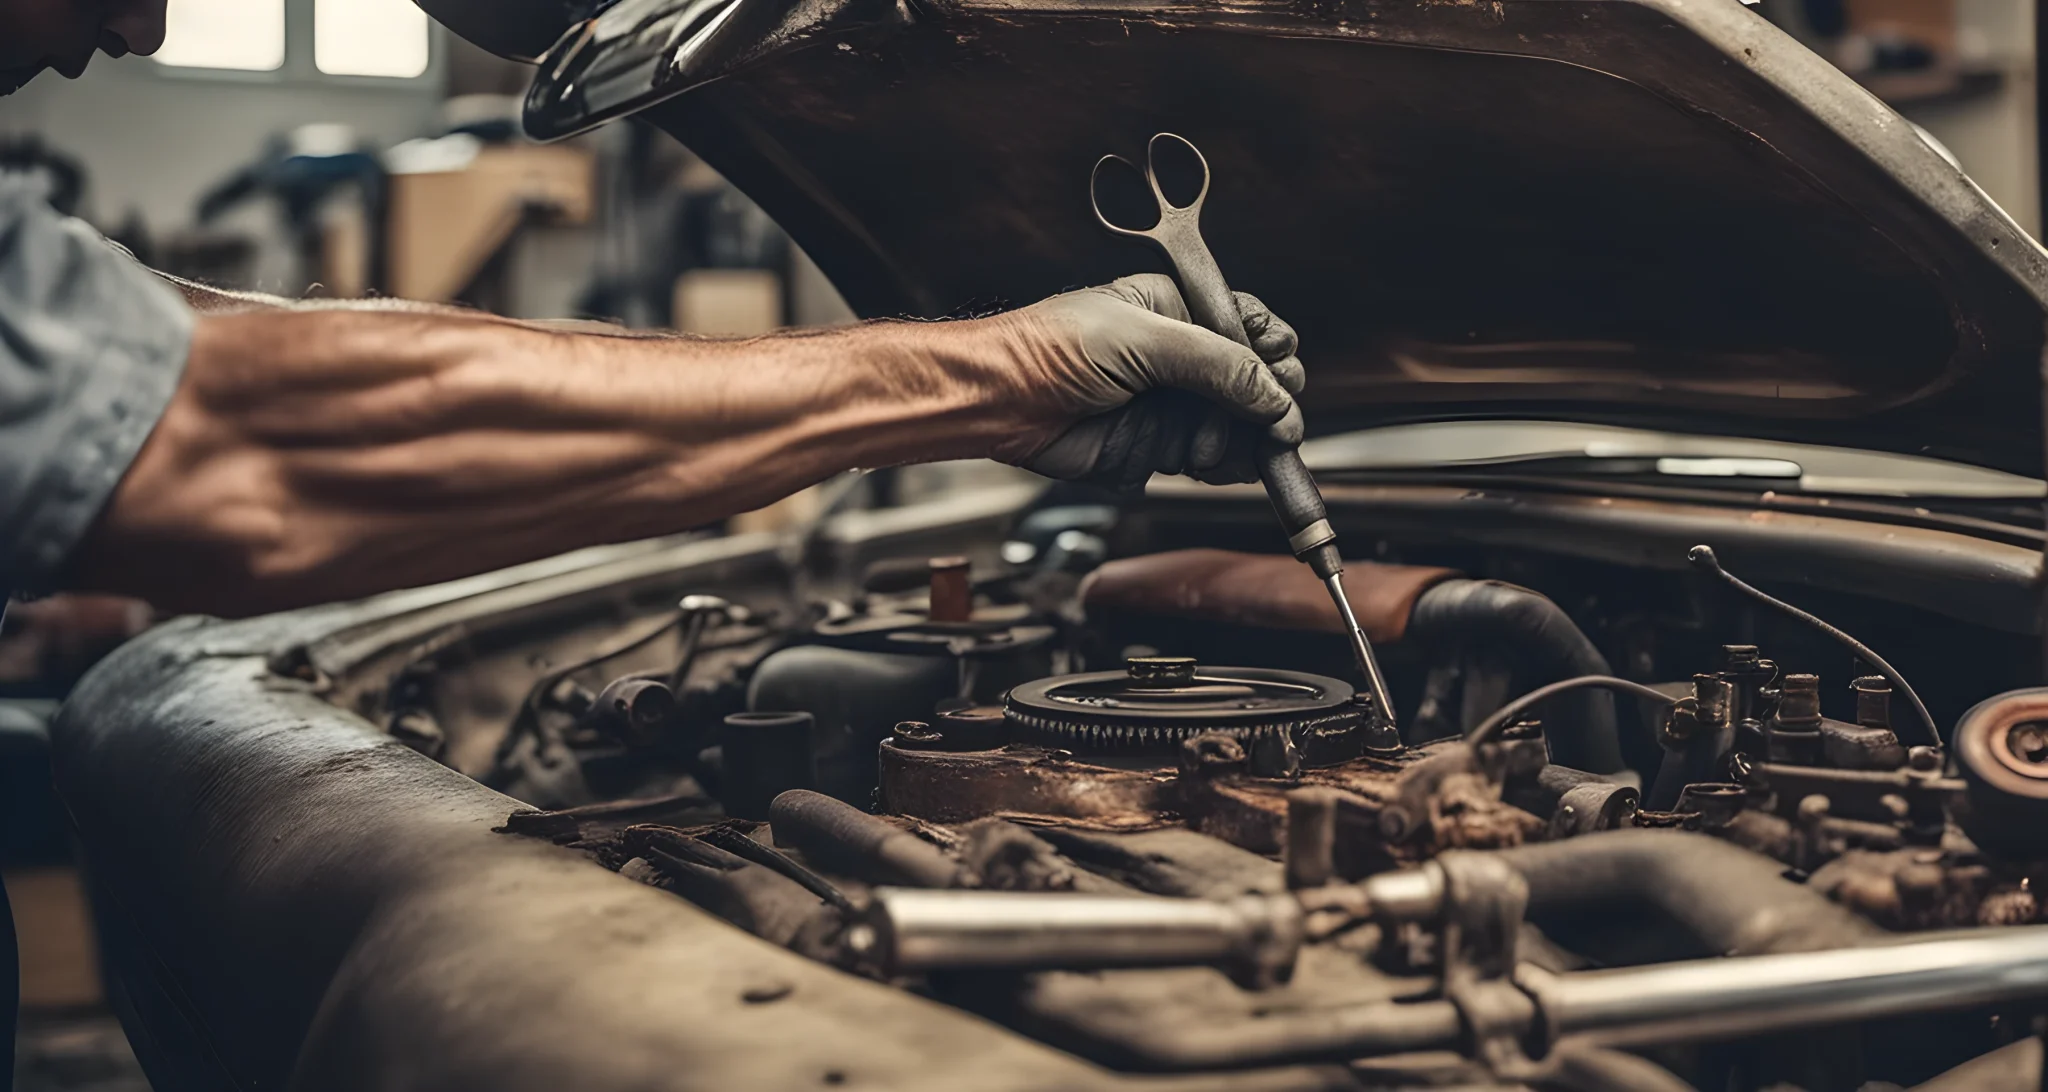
[1005,657,1364,764]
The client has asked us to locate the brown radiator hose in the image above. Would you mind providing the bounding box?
[1079,548,1457,644]
[1081,550,1626,771]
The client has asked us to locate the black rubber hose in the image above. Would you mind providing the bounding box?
[1488,830,1880,956]
[1408,580,1626,772]
[767,790,959,888]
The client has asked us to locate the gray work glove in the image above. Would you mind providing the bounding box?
[1003,274,1305,491]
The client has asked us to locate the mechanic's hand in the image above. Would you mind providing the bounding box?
[992,274,1305,491]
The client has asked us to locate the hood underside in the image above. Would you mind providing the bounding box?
[440,0,2048,476]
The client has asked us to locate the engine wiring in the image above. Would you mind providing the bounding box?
[1464,674,1681,746]
[1688,544,1942,747]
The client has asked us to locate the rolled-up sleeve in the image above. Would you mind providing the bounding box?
[0,179,191,594]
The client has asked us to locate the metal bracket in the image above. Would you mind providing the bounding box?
[1435,853,1541,1079]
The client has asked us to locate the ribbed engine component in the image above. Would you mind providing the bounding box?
[1003,657,1365,764]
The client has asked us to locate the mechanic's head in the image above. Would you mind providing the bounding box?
[0,0,167,95]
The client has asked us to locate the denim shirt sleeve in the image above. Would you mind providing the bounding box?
[0,179,192,595]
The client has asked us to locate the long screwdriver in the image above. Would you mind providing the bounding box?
[1089,134,1395,727]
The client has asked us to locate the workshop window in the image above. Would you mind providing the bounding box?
[314,0,431,78]
[155,0,286,71]
[155,0,433,79]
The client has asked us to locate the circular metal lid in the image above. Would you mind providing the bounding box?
[1004,662,1361,762]
[1010,665,1350,722]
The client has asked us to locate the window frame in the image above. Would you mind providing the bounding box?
[152,0,443,87]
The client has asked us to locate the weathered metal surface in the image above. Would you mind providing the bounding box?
[1178,738,1540,870]
[1750,762,1962,827]
[876,727,1540,875]
[628,0,2045,475]
[1140,480,2048,634]
[877,741,1181,829]
[59,497,1312,1092]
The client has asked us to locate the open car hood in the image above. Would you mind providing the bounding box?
[427,0,2048,476]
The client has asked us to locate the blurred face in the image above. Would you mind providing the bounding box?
[0,0,168,95]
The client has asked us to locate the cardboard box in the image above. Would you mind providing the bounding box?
[386,144,595,303]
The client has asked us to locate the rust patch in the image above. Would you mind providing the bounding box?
[878,741,1181,829]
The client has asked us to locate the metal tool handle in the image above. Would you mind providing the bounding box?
[1090,133,1391,723]
[1140,184,1339,578]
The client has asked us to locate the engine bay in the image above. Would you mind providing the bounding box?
[360,490,2048,1091]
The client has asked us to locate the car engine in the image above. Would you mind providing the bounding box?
[368,501,2048,1091]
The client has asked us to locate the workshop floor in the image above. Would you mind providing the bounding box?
[8,869,150,1091]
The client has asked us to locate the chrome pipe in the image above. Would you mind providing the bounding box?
[857,888,1302,980]
[1527,925,2048,1047]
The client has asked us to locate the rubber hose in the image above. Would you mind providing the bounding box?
[767,790,959,887]
[1486,830,1880,956]
[1408,580,1625,773]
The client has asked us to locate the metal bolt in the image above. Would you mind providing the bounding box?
[1778,674,1822,725]
[2011,724,2048,764]
[1285,788,1340,890]
[1794,793,1834,873]
[1128,656,1198,688]
[1355,693,1403,754]
[1798,794,1832,823]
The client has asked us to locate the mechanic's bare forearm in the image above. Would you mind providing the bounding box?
[160,270,480,317]
[70,307,1047,616]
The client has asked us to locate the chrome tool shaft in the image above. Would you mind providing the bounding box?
[1326,571,1394,724]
